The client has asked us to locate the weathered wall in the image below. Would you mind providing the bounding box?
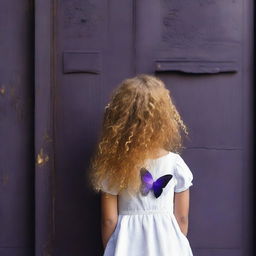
[0,0,34,255]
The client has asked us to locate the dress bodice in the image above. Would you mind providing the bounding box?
[118,152,177,214]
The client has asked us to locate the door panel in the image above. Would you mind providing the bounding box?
[135,1,251,255]
[136,0,241,72]
[53,0,134,255]
[159,73,242,148]
[186,149,242,247]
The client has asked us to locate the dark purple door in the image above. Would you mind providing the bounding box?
[33,0,253,255]
[134,1,254,256]
[54,1,135,255]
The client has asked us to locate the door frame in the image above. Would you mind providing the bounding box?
[34,0,57,255]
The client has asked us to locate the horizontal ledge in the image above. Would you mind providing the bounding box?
[63,51,101,74]
[186,146,242,151]
[155,59,238,74]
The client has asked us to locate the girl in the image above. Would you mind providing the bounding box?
[88,74,194,256]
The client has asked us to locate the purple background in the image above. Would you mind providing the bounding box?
[0,0,254,255]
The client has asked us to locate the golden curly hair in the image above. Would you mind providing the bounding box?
[88,74,189,196]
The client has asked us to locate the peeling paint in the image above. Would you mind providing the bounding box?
[0,86,5,95]
[161,0,241,48]
[63,0,104,38]
[36,148,49,166]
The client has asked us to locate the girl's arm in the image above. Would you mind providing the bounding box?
[101,192,118,249]
[173,189,190,236]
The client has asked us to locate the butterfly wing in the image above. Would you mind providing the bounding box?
[140,168,154,196]
[153,174,173,198]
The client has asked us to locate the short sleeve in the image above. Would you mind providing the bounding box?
[174,154,193,193]
[100,178,119,195]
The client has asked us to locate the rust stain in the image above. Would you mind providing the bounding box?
[0,86,5,95]
[36,148,49,166]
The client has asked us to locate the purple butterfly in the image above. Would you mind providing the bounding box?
[140,168,173,198]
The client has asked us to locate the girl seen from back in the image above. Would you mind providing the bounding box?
[88,74,194,256]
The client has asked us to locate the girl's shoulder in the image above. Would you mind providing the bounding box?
[146,151,193,192]
[171,152,194,193]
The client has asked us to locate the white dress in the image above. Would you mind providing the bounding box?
[101,151,194,256]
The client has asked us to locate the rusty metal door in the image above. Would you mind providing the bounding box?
[34,0,254,256]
